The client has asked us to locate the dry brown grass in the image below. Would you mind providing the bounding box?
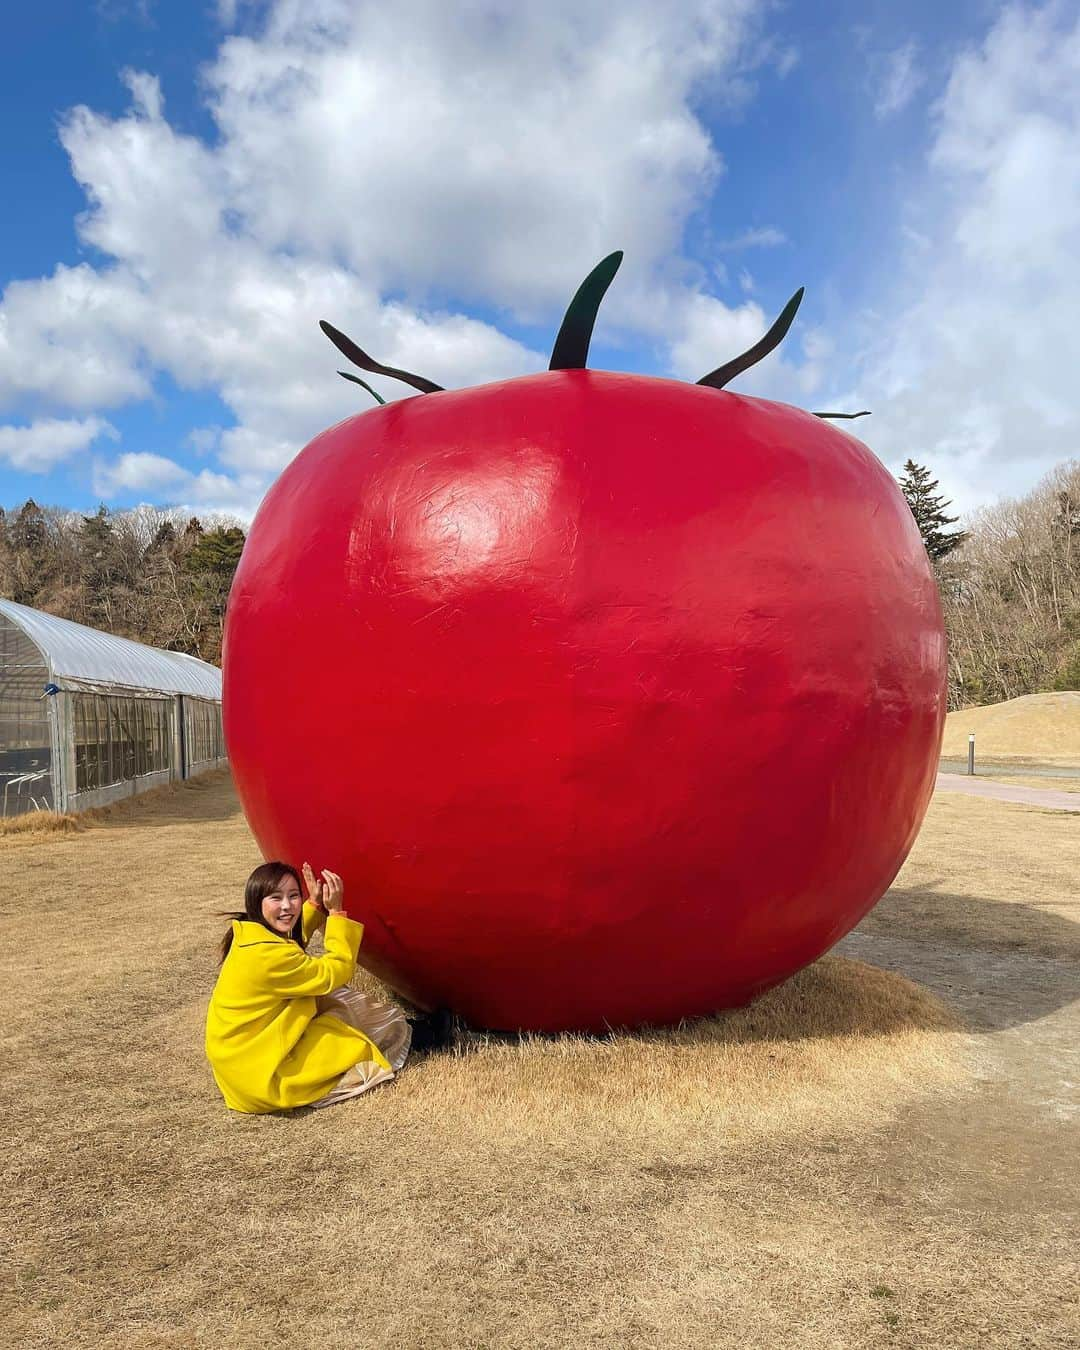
[861,791,1080,959]
[2,775,1077,1348]
[942,690,1080,763]
[355,956,962,1146]
[0,772,232,838]
[993,774,1080,793]
[0,809,84,837]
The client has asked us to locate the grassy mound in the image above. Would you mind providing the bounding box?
[0,809,84,837]
[942,689,1080,763]
[344,954,964,1149]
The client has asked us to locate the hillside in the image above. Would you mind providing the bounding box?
[942,690,1080,763]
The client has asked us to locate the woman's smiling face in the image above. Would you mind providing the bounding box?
[261,872,303,935]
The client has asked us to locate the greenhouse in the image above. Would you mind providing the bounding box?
[0,598,226,818]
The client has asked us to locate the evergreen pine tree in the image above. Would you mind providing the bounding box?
[183,526,245,575]
[146,519,178,553]
[0,507,11,599]
[79,506,121,627]
[11,499,47,553]
[898,460,967,561]
[180,525,247,661]
[8,500,51,605]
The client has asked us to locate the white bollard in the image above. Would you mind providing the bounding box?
[967,732,975,776]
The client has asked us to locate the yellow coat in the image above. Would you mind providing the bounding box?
[205,903,391,1113]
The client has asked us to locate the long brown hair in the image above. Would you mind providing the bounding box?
[219,861,307,963]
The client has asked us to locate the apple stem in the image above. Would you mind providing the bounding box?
[319,268,840,414]
[320,320,444,395]
[338,371,387,405]
[697,288,804,391]
[549,252,624,372]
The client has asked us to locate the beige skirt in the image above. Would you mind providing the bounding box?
[309,986,412,1110]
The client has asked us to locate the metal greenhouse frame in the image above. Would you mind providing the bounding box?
[0,598,225,817]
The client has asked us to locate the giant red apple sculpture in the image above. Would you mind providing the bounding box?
[223,253,946,1032]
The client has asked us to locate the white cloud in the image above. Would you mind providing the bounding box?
[836,5,1080,514]
[93,451,188,496]
[120,66,163,120]
[874,41,925,119]
[668,292,767,382]
[93,451,267,522]
[7,0,1073,526]
[96,0,154,24]
[0,417,116,472]
[206,2,754,313]
[775,45,799,78]
[185,426,222,455]
[666,285,822,405]
[0,0,800,517]
[177,467,270,520]
[717,226,787,250]
[0,265,151,410]
[1,71,545,498]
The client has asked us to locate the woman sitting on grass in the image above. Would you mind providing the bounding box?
[206,861,444,1113]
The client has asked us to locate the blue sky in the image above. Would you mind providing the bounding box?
[2,0,1078,520]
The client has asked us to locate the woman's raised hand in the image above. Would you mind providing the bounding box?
[321,870,345,914]
[302,861,325,911]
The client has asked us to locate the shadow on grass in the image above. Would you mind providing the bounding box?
[844,882,1080,1032]
[447,882,1080,1051]
[86,771,241,828]
[1,772,242,838]
[861,883,1080,960]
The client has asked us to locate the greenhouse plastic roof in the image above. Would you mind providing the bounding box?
[0,598,222,700]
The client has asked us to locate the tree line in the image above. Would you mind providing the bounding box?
[2,455,1079,704]
[0,501,244,665]
[900,458,1080,707]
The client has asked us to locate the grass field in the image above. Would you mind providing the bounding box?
[2,774,1078,1348]
[993,775,1080,793]
[941,690,1080,763]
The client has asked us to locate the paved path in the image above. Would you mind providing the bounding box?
[940,758,1080,780]
[936,772,1079,812]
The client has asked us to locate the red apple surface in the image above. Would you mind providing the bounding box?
[223,370,946,1032]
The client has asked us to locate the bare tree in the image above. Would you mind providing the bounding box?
[940,460,1080,707]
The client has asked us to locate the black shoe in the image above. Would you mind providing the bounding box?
[408,1006,455,1054]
